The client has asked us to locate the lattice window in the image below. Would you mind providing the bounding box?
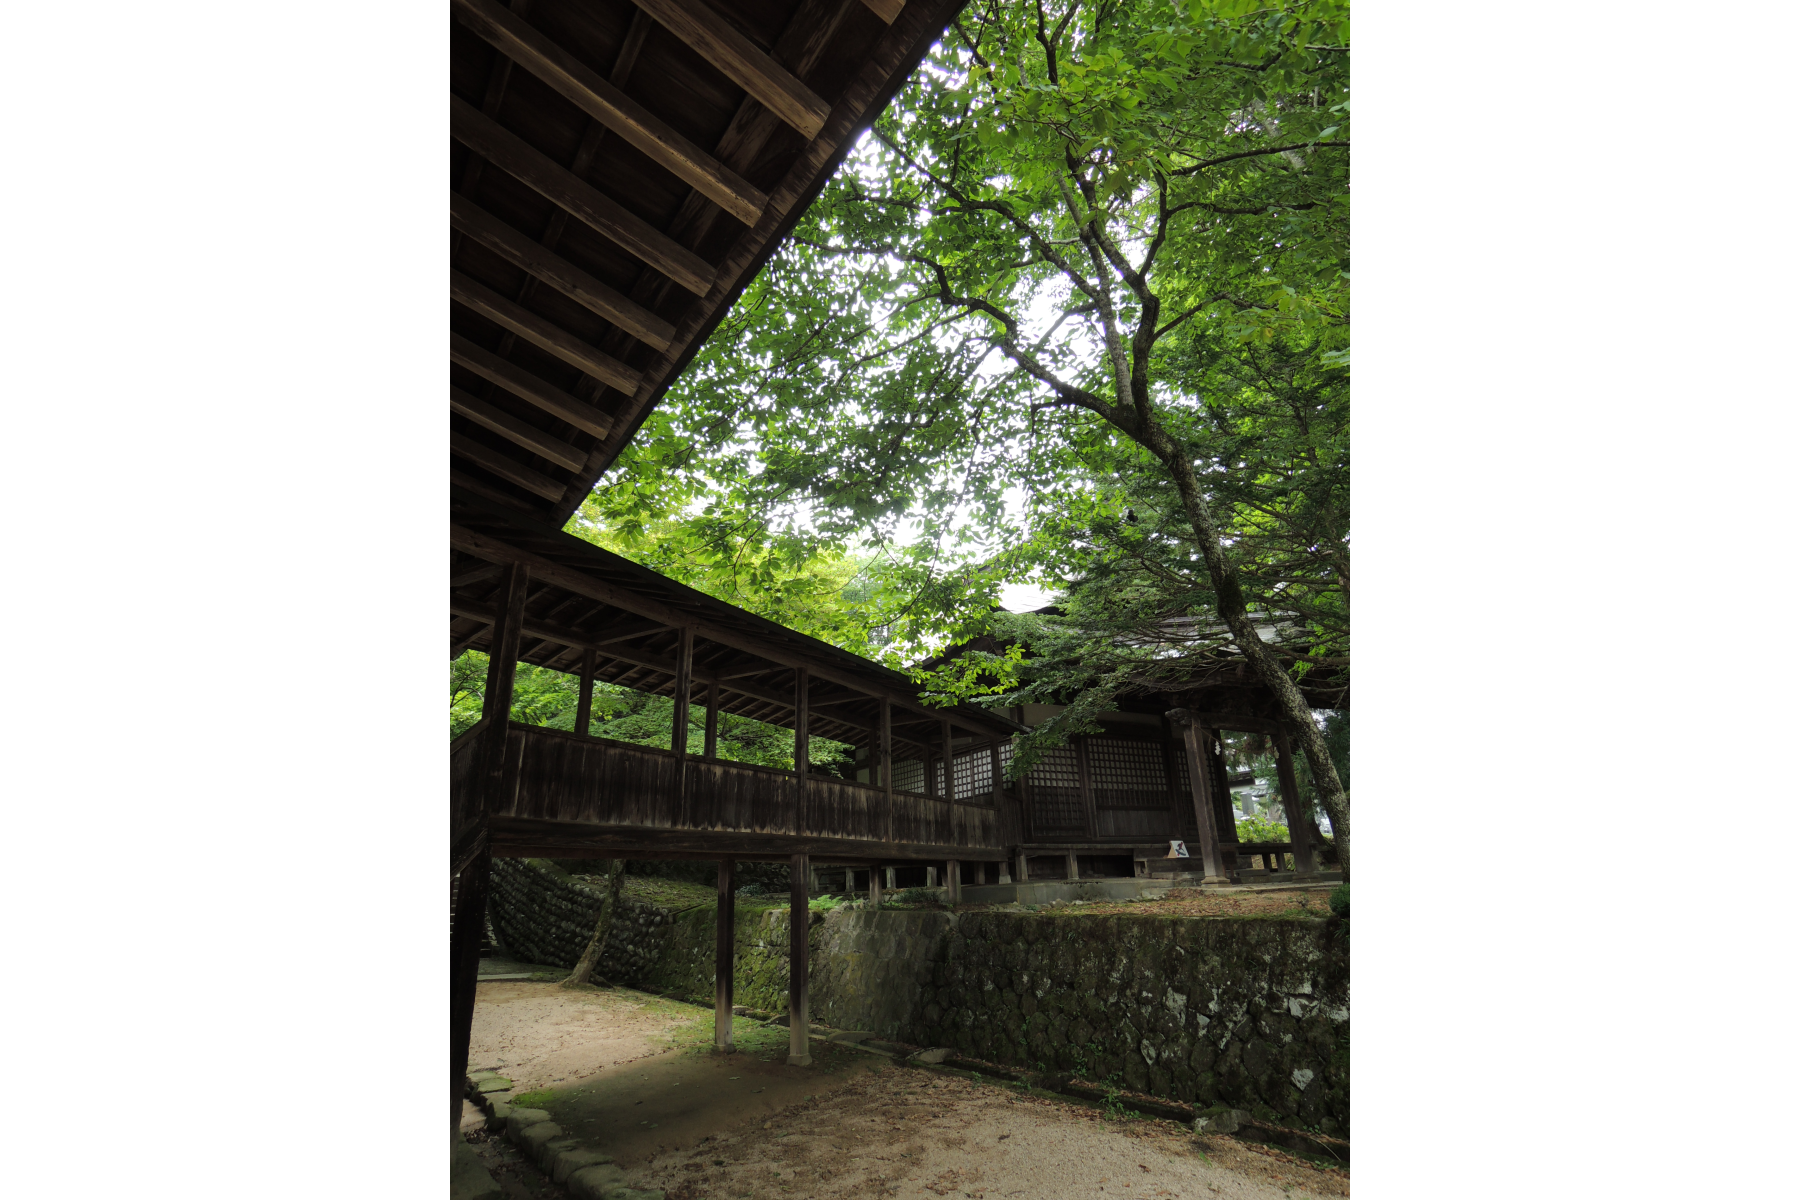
[892,757,925,795]
[1086,738,1171,808]
[953,746,994,802]
[1026,745,1084,832]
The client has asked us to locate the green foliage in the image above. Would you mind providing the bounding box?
[1328,883,1348,920]
[582,0,1350,787]
[449,649,854,772]
[1234,815,1290,842]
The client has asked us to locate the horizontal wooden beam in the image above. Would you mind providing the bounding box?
[860,0,904,22]
[450,468,542,514]
[450,386,586,472]
[628,0,832,140]
[451,333,612,439]
[451,433,565,501]
[450,598,789,708]
[451,270,640,393]
[450,563,503,587]
[453,0,768,225]
[451,194,675,350]
[452,95,716,296]
[450,522,1020,735]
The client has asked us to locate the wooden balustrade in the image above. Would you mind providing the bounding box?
[484,723,1000,858]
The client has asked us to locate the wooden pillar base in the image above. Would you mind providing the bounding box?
[787,853,811,1067]
[714,858,735,1051]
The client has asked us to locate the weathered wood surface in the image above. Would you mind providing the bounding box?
[490,723,1001,857]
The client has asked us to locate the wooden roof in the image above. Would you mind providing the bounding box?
[452,487,1024,750]
[451,0,963,522]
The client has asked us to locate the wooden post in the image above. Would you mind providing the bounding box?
[715,858,735,1050]
[575,647,596,737]
[878,694,892,845]
[869,863,883,907]
[1065,850,1079,881]
[884,867,896,890]
[942,720,956,800]
[945,859,961,906]
[1208,731,1243,870]
[1167,708,1231,883]
[1014,849,1028,884]
[671,625,694,754]
[1273,729,1318,875]
[988,738,1002,806]
[787,853,811,1066]
[479,562,529,809]
[793,667,809,830]
[703,681,720,759]
[925,865,937,887]
[450,848,490,1137]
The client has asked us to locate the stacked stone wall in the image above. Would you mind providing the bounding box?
[904,911,1349,1135]
[486,873,1348,1134]
[487,858,682,984]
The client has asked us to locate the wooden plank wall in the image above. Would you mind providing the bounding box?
[497,724,998,852]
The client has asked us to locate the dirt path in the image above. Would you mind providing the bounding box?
[466,982,1347,1200]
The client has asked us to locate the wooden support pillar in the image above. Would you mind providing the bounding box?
[884,867,896,890]
[788,853,811,1066]
[878,699,893,794]
[1168,708,1232,883]
[945,859,961,906]
[450,847,490,1137]
[1065,850,1079,881]
[703,681,719,759]
[868,864,883,907]
[1013,849,1028,884]
[671,625,694,754]
[478,562,529,804]
[575,647,596,737]
[988,738,1002,806]
[714,858,735,1050]
[793,667,809,828]
[1273,729,1318,875]
[942,720,956,800]
[925,865,937,887]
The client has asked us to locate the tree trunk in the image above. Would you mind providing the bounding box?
[561,860,626,988]
[1147,427,1352,879]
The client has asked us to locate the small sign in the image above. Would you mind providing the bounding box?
[1167,840,1189,858]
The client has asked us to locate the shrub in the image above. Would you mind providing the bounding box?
[892,887,938,905]
[737,883,767,897]
[1235,815,1290,842]
[1328,884,1348,920]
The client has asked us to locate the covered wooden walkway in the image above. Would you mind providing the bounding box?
[449,0,984,1131]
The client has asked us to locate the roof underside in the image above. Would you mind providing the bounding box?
[450,0,962,523]
[452,487,1021,751]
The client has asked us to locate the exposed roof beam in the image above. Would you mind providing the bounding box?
[451,194,675,350]
[450,386,586,472]
[452,520,1023,735]
[453,0,768,226]
[451,434,565,501]
[450,563,502,587]
[451,270,641,393]
[450,469,542,514]
[627,0,832,140]
[452,95,716,296]
[449,599,793,709]
[451,333,613,439]
[860,0,904,22]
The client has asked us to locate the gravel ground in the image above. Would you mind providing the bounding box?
[464,982,1348,1200]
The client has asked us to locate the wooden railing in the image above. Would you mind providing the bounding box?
[488,723,1001,854]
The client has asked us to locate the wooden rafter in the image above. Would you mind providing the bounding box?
[451,270,641,392]
[450,386,586,472]
[451,333,613,439]
[452,194,676,350]
[451,433,565,501]
[452,96,717,297]
[627,0,832,140]
[453,0,769,225]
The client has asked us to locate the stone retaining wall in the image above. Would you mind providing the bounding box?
[853,910,1350,1136]
[486,871,1349,1134]
[487,858,683,983]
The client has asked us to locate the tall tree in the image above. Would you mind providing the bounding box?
[596,0,1352,870]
